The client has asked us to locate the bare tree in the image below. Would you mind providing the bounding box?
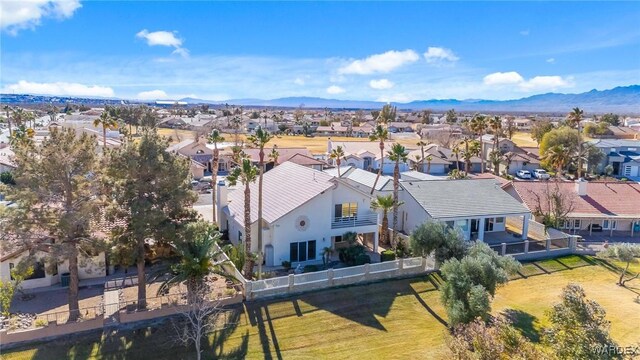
[528,182,575,231]
[173,284,225,360]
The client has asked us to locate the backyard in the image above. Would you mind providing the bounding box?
[2,255,638,359]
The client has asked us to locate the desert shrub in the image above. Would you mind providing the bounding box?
[281,261,291,270]
[381,250,396,262]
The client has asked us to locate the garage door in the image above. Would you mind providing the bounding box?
[623,165,639,177]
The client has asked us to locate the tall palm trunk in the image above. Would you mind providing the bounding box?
[102,126,107,148]
[427,158,431,174]
[392,159,400,248]
[257,149,265,279]
[5,109,12,137]
[577,123,583,179]
[211,146,219,224]
[420,146,425,173]
[137,239,147,309]
[464,141,470,173]
[492,136,499,176]
[68,246,80,321]
[371,140,384,194]
[243,182,253,278]
[478,131,484,173]
[381,211,389,246]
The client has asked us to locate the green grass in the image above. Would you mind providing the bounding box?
[2,255,639,360]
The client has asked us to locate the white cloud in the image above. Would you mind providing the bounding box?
[484,71,573,91]
[136,29,189,57]
[520,76,572,90]
[338,50,420,75]
[369,79,395,90]
[520,30,530,36]
[326,85,345,94]
[294,77,306,85]
[546,58,556,64]
[483,71,525,85]
[2,80,114,97]
[423,47,459,64]
[1,0,81,35]
[137,89,169,100]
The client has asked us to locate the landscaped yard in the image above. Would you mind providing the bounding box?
[3,255,639,359]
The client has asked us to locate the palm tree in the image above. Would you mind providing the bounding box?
[542,145,571,179]
[3,105,12,137]
[94,109,118,148]
[370,195,397,247]
[452,146,461,171]
[426,155,433,174]
[567,107,585,178]
[416,140,427,172]
[247,127,273,280]
[207,129,225,224]
[369,124,389,194]
[330,145,346,177]
[156,223,232,303]
[470,114,488,173]
[387,143,407,248]
[226,156,259,279]
[489,116,502,174]
[268,147,280,166]
[322,247,334,268]
[460,137,473,174]
[11,108,26,128]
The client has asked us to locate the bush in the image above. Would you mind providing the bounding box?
[303,265,319,273]
[281,261,291,270]
[381,250,396,262]
[34,318,48,328]
[339,244,367,266]
[355,253,371,266]
[395,239,412,258]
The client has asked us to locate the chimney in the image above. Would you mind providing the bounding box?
[216,180,228,226]
[575,178,587,196]
[327,138,332,154]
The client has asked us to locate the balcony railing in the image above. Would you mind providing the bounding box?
[331,213,378,229]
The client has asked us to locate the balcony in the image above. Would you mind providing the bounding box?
[331,212,378,229]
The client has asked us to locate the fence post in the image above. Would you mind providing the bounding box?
[524,240,529,254]
[421,257,428,271]
[245,281,252,301]
[398,258,404,271]
[327,268,334,285]
[546,239,551,253]
[288,274,295,292]
[501,243,507,256]
[364,263,370,280]
[569,236,576,251]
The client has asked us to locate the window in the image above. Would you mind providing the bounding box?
[290,240,317,262]
[238,231,243,243]
[574,219,581,229]
[10,261,46,280]
[455,220,468,232]
[612,220,617,230]
[335,203,357,218]
[334,235,343,243]
[495,217,504,223]
[603,219,610,229]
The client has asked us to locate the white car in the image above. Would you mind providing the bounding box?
[533,169,551,180]
[516,170,532,179]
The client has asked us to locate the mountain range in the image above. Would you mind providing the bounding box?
[180,85,640,113]
[2,85,639,114]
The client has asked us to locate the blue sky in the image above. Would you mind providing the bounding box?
[1,1,639,101]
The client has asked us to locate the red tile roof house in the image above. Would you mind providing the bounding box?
[504,179,640,240]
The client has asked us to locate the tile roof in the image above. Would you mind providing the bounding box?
[401,179,530,219]
[227,162,335,225]
[324,166,394,191]
[287,153,326,166]
[229,147,312,163]
[508,181,640,218]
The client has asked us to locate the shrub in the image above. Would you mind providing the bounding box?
[395,239,412,258]
[281,261,291,270]
[381,250,396,262]
[355,254,371,266]
[34,318,48,328]
[303,265,319,273]
[339,244,367,266]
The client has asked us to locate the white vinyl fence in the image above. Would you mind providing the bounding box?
[245,256,436,300]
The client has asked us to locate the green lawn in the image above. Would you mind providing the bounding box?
[2,255,639,360]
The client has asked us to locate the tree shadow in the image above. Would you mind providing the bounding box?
[409,281,448,328]
[501,309,541,343]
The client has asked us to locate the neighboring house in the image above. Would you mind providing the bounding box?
[400,171,447,181]
[324,166,394,195]
[588,139,640,178]
[387,122,414,133]
[423,144,482,173]
[399,179,532,242]
[287,153,327,171]
[406,148,451,174]
[327,139,415,175]
[158,116,188,129]
[481,135,541,175]
[419,124,463,139]
[505,118,532,130]
[0,146,16,173]
[225,147,314,171]
[504,180,640,238]
[217,162,380,266]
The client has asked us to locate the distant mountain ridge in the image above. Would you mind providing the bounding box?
[181,85,640,113]
[2,85,639,113]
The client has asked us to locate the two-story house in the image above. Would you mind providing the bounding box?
[217,162,379,267]
[481,135,541,175]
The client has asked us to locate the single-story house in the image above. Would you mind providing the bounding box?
[504,180,640,239]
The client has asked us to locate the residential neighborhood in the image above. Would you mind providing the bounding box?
[1,1,639,359]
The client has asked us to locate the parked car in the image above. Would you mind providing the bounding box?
[516,170,532,179]
[533,169,550,180]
